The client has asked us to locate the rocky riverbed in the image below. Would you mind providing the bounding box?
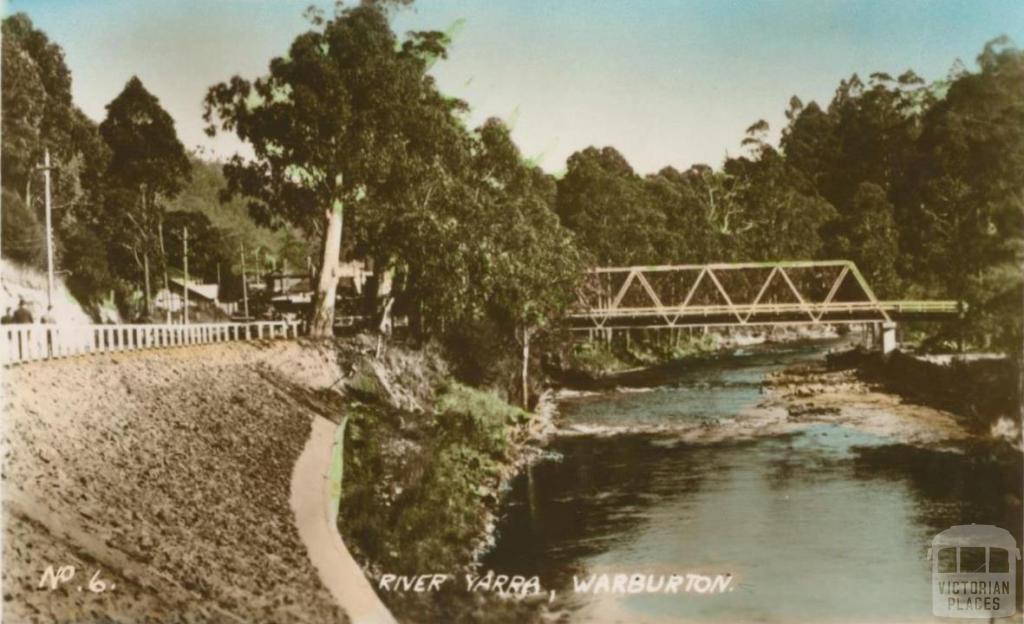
[759,360,970,447]
[551,346,993,452]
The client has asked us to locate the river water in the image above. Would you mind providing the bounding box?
[484,343,1022,623]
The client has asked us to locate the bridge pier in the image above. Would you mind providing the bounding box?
[879,322,897,355]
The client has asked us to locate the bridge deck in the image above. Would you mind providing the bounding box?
[569,300,958,330]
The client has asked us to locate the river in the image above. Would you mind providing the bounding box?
[484,342,1022,623]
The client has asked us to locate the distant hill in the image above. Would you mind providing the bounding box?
[167,157,314,274]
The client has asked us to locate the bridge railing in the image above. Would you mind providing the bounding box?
[2,320,303,367]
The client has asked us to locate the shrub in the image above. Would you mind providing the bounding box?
[435,382,529,459]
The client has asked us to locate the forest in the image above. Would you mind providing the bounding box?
[2,4,1022,393]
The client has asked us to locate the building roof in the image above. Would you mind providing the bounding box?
[167,275,219,301]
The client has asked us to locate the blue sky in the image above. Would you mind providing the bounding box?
[7,0,1023,174]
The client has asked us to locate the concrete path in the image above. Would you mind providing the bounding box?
[291,416,396,624]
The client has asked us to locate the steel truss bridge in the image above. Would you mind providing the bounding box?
[570,260,959,332]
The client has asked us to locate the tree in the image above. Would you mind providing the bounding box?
[2,13,75,198]
[204,4,457,337]
[724,125,836,262]
[780,98,836,191]
[163,211,233,284]
[99,77,191,317]
[1,188,44,266]
[835,182,900,297]
[556,147,663,266]
[467,120,581,406]
[910,37,1024,349]
[2,13,114,310]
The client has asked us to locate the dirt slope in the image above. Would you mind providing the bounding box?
[2,340,350,623]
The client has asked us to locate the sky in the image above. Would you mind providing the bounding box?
[7,0,1024,174]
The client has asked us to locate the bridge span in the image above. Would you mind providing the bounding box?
[570,260,960,353]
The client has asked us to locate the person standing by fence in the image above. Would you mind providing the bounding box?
[12,300,33,324]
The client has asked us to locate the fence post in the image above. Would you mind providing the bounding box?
[24,329,33,361]
[33,328,43,361]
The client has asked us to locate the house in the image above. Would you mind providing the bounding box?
[153,268,226,319]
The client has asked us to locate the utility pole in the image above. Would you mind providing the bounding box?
[183,225,189,325]
[41,149,56,311]
[240,242,250,319]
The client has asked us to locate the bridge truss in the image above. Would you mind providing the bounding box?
[570,260,959,331]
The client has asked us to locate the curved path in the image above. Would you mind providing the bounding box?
[291,415,396,624]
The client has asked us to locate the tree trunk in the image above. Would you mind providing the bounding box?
[157,215,171,323]
[310,201,344,338]
[143,253,152,318]
[374,296,395,359]
[521,326,533,410]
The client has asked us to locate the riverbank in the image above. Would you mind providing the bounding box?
[333,340,555,623]
[830,348,1020,440]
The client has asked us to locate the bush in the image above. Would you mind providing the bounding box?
[59,223,116,309]
[1,188,44,266]
[568,340,632,376]
[435,382,530,459]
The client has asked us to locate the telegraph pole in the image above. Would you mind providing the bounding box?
[41,149,56,311]
[183,225,189,325]
[240,242,250,319]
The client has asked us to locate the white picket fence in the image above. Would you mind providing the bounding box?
[1,321,303,367]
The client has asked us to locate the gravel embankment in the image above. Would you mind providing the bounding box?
[3,340,351,623]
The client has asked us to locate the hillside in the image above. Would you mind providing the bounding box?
[167,157,313,274]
